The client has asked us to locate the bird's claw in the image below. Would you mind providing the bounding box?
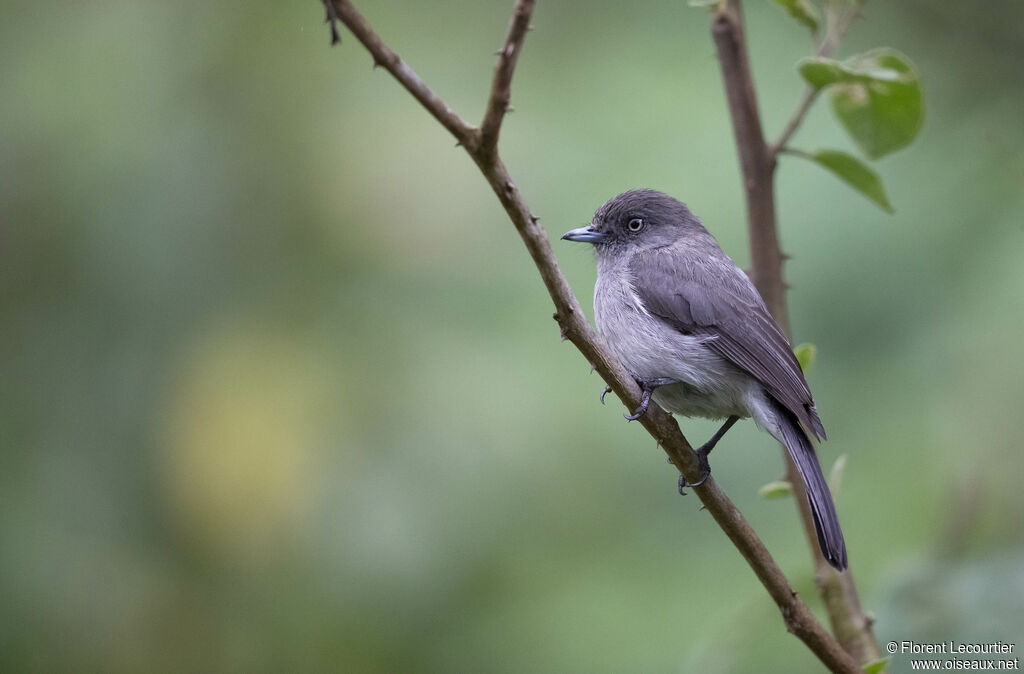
[677,449,712,495]
[624,387,652,421]
[623,377,676,420]
[600,385,612,405]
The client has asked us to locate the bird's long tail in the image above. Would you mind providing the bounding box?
[776,406,848,570]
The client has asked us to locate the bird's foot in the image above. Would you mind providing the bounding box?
[624,377,677,420]
[624,387,653,421]
[677,447,712,495]
[676,415,738,494]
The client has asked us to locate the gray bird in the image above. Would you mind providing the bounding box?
[562,189,847,570]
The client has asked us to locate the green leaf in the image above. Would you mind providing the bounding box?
[862,657,890,674]
[798,59,843,89]
[793,342,817,372]
[798,49,923,158]
[759,480,794,499]
[771,0,819,34]
[798,54,909,90]
[832,49,923,158]
[828,453,847,497]
[803,149,894,212]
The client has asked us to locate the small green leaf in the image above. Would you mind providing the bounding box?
[798,55,907,90]
[797,49,923,158]
[771,0,819,34]
[759,480,794,499]
[798,58,843,90]
[862,657,890,674]
[793,342,817,372]
[831,50,923,158]
[803,149,894,212]
[828,453,847,497]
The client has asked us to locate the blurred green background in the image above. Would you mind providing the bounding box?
[2,1,1023,672]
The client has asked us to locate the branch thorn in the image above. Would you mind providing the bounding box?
[322,0,341,45]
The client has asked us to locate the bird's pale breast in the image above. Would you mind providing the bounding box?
[594,260,753,420]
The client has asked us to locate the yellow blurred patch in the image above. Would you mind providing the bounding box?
[159,321,327,565]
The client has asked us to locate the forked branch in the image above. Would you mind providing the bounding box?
[329,0,476,149]
[323,1,859,671]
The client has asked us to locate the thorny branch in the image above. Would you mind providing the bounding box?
[480,0,535,159]
[323,1,860,671]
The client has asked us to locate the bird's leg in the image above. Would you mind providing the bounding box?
[624,377,678,420]
[678,415,740,494]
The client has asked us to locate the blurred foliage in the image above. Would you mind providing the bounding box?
[770,0,820,35]
[2,1,1023,672]
[758,480,794,500]
[794,342,817,372]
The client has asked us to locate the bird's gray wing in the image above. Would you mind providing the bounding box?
[629,249,826,440]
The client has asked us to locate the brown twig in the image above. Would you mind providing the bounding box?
[329,0,477,150]
[712,0,881,666]
[769,2,861,156]
[479,0,535,159]
[325,1,860,671]
[711,0,787,326]
[770,87,820,157]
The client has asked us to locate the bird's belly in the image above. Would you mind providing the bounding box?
[651,382,748,420]
[595,281,751,420]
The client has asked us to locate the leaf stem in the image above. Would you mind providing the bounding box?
[769,1,860,157]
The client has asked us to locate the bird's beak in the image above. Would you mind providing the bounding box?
[561,224,606,244]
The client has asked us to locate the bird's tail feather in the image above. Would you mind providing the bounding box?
[777,406,848,570]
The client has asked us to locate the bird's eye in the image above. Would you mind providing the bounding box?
[627,218,644,232]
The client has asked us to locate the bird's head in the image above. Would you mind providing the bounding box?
[561,189,706,256]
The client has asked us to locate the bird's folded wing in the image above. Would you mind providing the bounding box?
[629,250,826,440]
